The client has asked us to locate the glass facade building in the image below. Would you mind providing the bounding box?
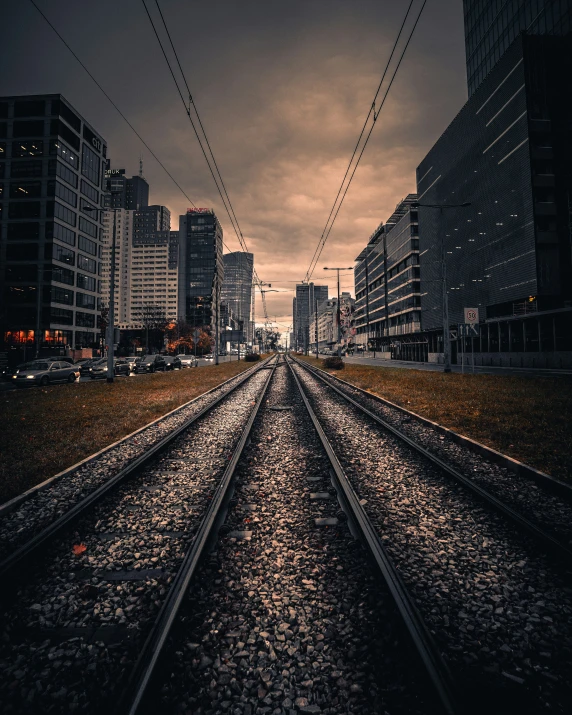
[0,94,107,358]
[293,283,328,352]
[221,251,253,343]
[105,169,149,210]
[178,208,223,329]
[464,0,571,96]
[417,34,572,365]
[354,194,423,359]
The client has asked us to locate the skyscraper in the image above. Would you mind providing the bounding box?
[178,208,224,330]
[221,251,253,342]
[105,168,149,210]
[0,94,107,359]
[294,283,328,352]
[463,0,571,96]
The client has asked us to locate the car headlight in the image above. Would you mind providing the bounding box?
[27,375,36,379]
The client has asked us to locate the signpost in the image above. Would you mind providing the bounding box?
[462,309,479,373]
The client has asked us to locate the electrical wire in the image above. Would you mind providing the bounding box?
[304,0,428,282]
[27,0,197,209]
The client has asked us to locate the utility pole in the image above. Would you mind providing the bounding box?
[324,267,353,357]
[106,210,117,382]
[315,297,319,358]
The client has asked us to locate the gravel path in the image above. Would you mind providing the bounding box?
[292,360,572,715]
[0,362,265,561]
[0,368,271,715]
[298,362,572,548]
[145,357,438,715]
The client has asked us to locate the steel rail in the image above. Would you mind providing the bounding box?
[291,357,572,564]
[286,358,459,715]
[121,356,279,715]
[0,356,274,583]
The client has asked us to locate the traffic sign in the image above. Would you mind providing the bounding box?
[449,330,457,340]
[457,324,479,337]
[464,307,479,324]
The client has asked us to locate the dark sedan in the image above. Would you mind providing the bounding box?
[163,356,182,371]
[90,358,131,379]
[10,360,79,387]
[135,355,167,373]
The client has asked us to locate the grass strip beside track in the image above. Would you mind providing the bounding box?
[298,356,572,482]
[0,361,262,504]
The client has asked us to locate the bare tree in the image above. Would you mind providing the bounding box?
[140,305,168,352]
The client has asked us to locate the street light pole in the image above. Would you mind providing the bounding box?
[324,267,353,357]
[106,209,117,382]
[412,202,471,374]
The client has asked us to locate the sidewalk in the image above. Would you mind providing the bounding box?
[342,354,572,377]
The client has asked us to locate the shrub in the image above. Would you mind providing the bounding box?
[244,353,261,362]
[323,356,344,370]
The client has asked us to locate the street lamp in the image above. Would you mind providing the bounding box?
[412,202,471,373]
[85,204,117,383]
[324,267,353,357]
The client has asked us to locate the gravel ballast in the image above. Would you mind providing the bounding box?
[146,358,437,715]
[0,368,271,714]
[292,360,572,715]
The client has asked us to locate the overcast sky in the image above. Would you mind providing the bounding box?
[2,0,467,332]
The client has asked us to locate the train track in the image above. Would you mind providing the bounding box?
[288,356,572,715]
[0,356,277,714]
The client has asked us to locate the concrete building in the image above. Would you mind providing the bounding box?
[354,194,423,360]
[310,293,355,352]
[417,34,572,368]
[178,208,224,331]
[105,168,149,210]
[293,283,328,352]
[0,94,107,360]
[221,251,253,344]
[464,0,571,97]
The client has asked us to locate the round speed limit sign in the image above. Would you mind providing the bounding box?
[465,308,478,324]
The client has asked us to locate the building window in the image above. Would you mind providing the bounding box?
[75,311,95,328]
[81,143,100,186]
[76,292,95,309]
[9,181,41,198]
[7,222,39,240]
[79,216,97,237]
[49,140,78,168]
[10,160,43,178]
[12,141,43,157]
[8,201,41,219]
[49,222,76,247]
[51,286,74,305]
[12,120,44,138]
[54,244,75,266]
[52,265,75,286]
[50,307,74,325]
[47,200,76,226]
[51,100,81,132]
[14,100,45,117]
[6,243,39,260]
[80,179,99,203]
[78,235,97,256]
[77,254,96,274]
[5,264,37,282]
[77,273,96,291]
[49,119,80,151]
[75,330,95,347]
[55,160,78,188]
[44,329,73,345]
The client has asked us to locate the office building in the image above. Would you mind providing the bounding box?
[0,94,107,359]
[178,208,224,330]
[293,283,328,352]
[105,168,149,210]
[463,0,571,97]
[221,251,253,343]
[417,34,572,367]
[101,202,178,330]
[354,194,423,360]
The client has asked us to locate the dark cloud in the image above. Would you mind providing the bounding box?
[1,0,467,329]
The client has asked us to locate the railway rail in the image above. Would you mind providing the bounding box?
[289,356,572,714]
[0,356,277,714]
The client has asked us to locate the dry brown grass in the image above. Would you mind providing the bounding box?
[0,361,259,504]
[299,356,572,481]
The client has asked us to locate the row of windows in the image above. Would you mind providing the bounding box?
[50,286,95,309]
[49,307,96,327]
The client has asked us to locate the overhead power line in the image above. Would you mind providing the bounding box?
[304,0,428,282]
[142,0,265,295]
[28,0,197,209]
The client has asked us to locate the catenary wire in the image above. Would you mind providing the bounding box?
[27,0,197,209]
[303,0,416,282]
[304,0,427,282]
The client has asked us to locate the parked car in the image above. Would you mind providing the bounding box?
[90,358,131,379]
[11,360,79,387]
[46,356,75,365]
[135,355,167,373]
[124,356,139,372]
[203,353,214,361]
[163,356,182,371]
[78,358,99,375]
[176,354,198,368]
